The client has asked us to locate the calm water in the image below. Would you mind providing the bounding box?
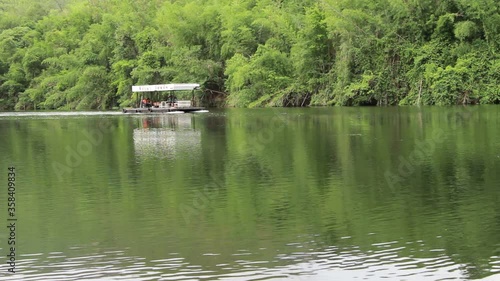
[1,107,500,280]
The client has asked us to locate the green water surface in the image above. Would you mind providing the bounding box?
[0,107,499,280]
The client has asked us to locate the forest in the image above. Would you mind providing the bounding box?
[0,0,499,109]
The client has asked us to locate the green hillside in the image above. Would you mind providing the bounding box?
[0,0,498,109]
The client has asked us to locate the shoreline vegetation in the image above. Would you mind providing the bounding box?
[0,0,499,110]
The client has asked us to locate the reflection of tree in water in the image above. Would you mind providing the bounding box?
[128,108,500,280]
[133,115,201,160]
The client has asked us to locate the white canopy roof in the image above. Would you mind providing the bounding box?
[132,83,200,92]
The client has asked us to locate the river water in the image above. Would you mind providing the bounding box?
[0,107,499,280]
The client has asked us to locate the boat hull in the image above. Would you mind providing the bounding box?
[122,107,206,114]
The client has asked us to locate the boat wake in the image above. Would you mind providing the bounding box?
[0,111,123,118]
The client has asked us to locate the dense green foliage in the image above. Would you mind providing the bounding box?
[0,0,498,109]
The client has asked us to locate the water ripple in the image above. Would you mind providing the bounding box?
[4,237,499,281]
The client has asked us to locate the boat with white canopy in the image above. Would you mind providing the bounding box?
[123,83,206,113]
